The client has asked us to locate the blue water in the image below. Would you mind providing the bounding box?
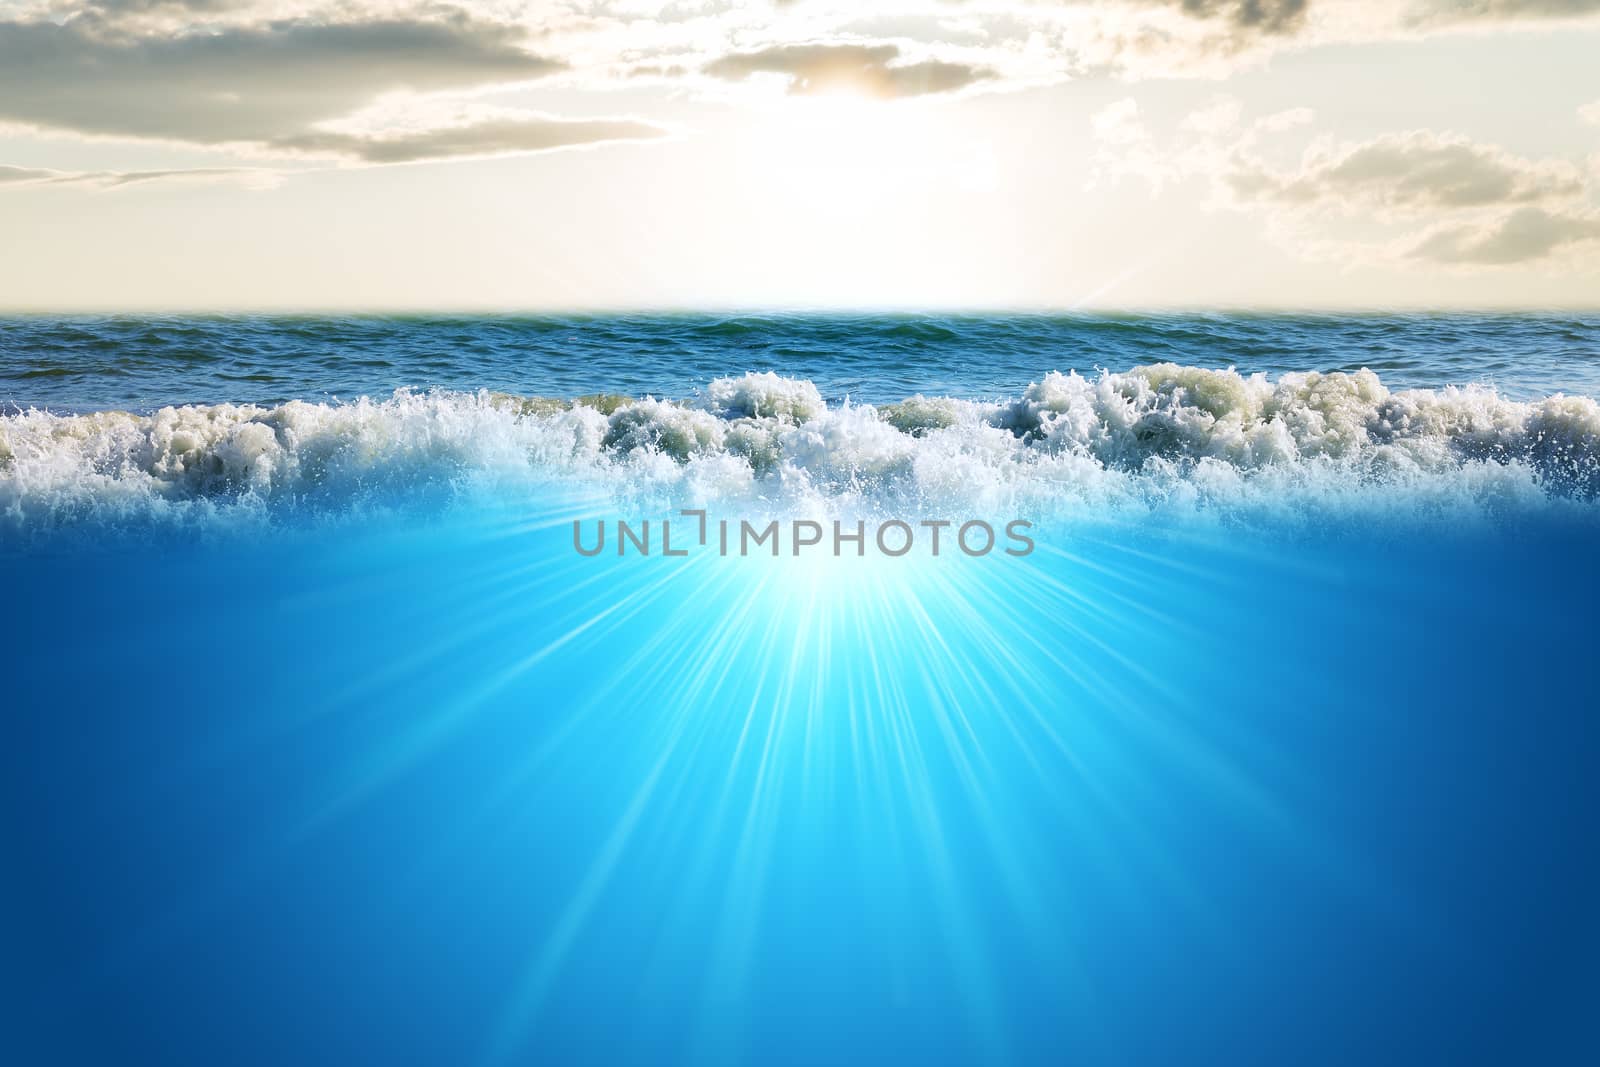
[3,315,1599,1065]
[6,311,1600,412]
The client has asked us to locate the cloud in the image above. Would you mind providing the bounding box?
[5,1,1598,152]
[704,43,990,98]
[1225,131,1588,215]
[275,114,668,164]
[1161,0,1311,34]
[1221,131,1600,265]
[4,0,1599,186]
[1409,0,1600,24]
[1409,205,1600,264]
[780,0,1600,80]
[0,104,665,184]
[1581,100,1600,126]
[73,0,241,12]
[815,1,1310,36]
[0,163,281,190]
[0,164,60,184]
[1092,98,1148,144]
[1090,98,1600,268]
[0,13,561,144]
[1180,97,1247,134]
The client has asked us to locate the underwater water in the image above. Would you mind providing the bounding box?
[3,314,1599,1065]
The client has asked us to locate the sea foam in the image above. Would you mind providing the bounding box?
[3,367,1598,531]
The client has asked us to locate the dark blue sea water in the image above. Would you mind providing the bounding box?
[5,312,1600,413]
[3,315,1599,1066]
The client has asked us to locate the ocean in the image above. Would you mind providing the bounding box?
[3,313,1598,1065]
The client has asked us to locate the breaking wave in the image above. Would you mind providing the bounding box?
[3,366,1599,532]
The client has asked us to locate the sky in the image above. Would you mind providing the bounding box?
[1,0,1598,309]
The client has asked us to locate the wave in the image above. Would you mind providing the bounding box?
[3,366,1598,532]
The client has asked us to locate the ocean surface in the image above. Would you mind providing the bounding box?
[3,314,1599,1065]
[7,311,1600,413]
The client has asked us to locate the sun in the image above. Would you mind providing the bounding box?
[743,92,934,206]
[705,88,999,305]
[760,89,900,151]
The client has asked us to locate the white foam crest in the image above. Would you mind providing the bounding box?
[3,367,1598,531]
[698,372,825,422]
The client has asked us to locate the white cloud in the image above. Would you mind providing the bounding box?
[702,42,990,98]
[1409,205,1600,265]
[1090,99,1600,267]
[1224,130,1588,217]
[0,163,58,184]
[1407,0,1600,28]
[1180,97,1245,136]
[1256,107,1315,133]
[1092,98,1147,144]
[0,163,282,190]
[4,1,1600,179]
[0,10,562,144]
[276,108,669,164]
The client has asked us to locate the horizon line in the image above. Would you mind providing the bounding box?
[3,303,1600,317]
